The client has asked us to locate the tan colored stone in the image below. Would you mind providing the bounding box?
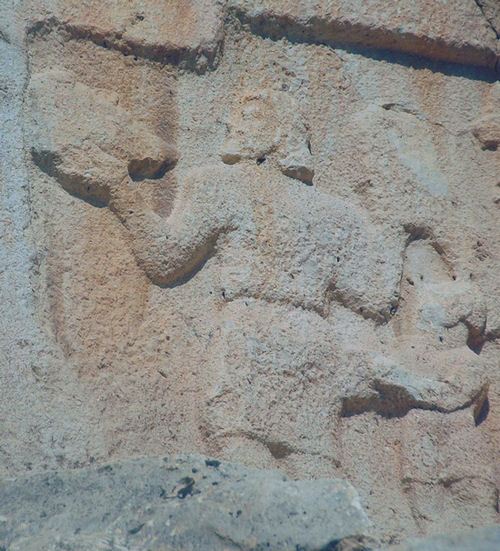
[28,0,225,69]
[27,69,178,205]
[1,0,499,546]
[230,0,499,69]
[472,114,500,150]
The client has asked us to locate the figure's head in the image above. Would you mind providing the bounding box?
[221,89,314,185]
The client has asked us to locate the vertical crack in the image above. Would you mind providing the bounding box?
[474,0,500,39]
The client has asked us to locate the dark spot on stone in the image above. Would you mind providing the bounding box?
[177,477,195,499]
[256,156,266,165]
[128,523,145,535]
[128,157,175,182]
[205,459,221,468]
[466,326,486,355]
[266,440,294,459]
[474,396,489,426]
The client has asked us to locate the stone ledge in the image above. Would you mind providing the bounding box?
[230,0,499,72]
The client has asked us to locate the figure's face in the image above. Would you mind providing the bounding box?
[220,90,314,184]
[221,91,282,163]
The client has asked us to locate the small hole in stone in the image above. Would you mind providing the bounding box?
[256,156,266,165]
[128,158,174,182]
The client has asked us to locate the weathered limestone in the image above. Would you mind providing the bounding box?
[28,0,225,70]
[221,89,315,184]
[27,69,178,205]
[1,0,499,547]
[230,0,499,70]
[386,525,500,551]
[0,454,371,551]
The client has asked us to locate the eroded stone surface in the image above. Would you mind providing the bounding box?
[28,0,225,70]
[221,89,315,183]
[230,0,499,70]
[27,69,178,205]
[386,525,500,551]
[0,454,371,551]
[1,0,499,547]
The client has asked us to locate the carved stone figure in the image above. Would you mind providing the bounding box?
[2,0,497,545]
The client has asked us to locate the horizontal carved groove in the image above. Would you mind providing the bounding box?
[231,7,499,77]
[26,17,223,73]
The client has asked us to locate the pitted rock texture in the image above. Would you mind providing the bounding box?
[230,0,499,69]
[28,0,226,70]
[0,454,371,551]
[1,0,499,547]
[385,525,500,551]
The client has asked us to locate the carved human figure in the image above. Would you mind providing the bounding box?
[26,68,489,463]
[27,69,404,321]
